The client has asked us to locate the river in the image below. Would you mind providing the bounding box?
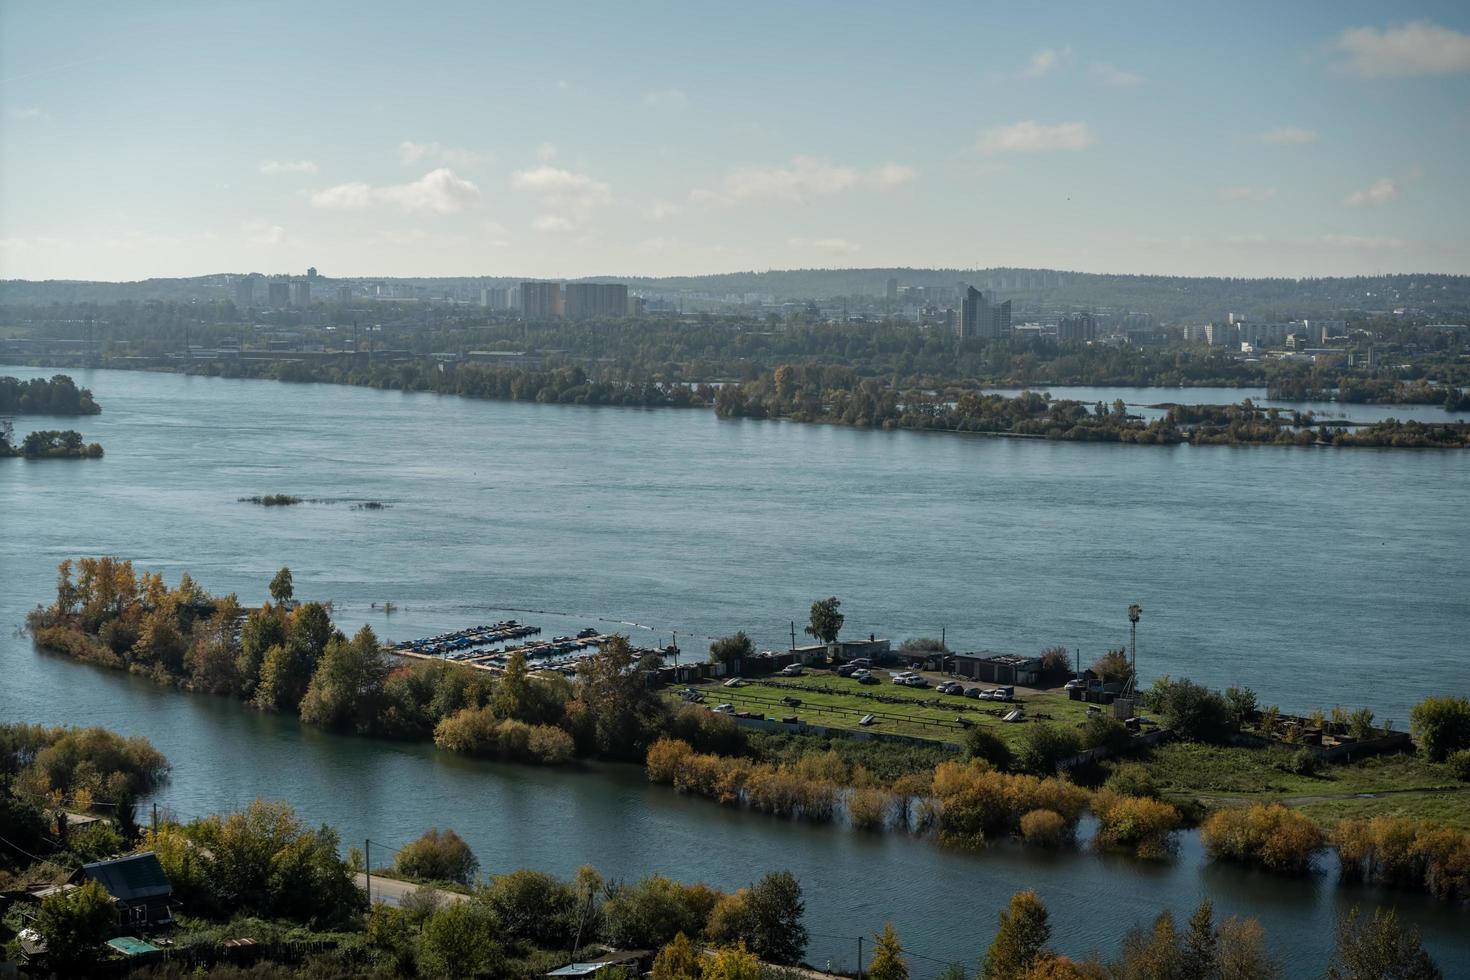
[2,366,1467,975]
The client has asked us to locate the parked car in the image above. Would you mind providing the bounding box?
[902,675,930,688]
[848,658,873,668]
[965,686,984,698]
[857,674,881,685]
[836,664,857,677]
[939,681,966,695]
[891,671,914,685]
[778,664,805,677]
[723,678,746,688]
[851,668,871,680]
[1064,678,1084,690]
[713,703,735,714]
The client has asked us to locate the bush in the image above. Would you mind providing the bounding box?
[602,875,722,949]
[1448,749,1470,782]
[1285,748,1321,776]
[963,727,1012,770]
[418,900,502,979]
[664,703,748,756]
[1019,809,1070,847]
[394,828,479,885]
[1014,724,1082,775]
[1147,677,1233,742]
[481,868,578,946]
[930,760,1088,847]
[1091,791,1182,859]
[1078,714,1131,753]
[1410,695,1470,762]
[847,786,894,830]
[527,724,575,764]
[1201,804,1323,874]
[1332,816,1470,900]
[1102,763,1158,799]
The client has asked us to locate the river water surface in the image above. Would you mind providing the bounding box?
[2,366,1467,974]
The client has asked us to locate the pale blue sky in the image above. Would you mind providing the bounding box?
[2,1,1468,281]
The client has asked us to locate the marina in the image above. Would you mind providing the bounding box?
[388,621,627,674]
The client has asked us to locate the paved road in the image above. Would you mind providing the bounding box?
[355,872,470,907]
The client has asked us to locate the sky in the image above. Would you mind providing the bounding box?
[2,0,1469,282]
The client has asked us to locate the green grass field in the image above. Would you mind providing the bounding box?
[669,673,1095,745]
[1137,741,1467,827]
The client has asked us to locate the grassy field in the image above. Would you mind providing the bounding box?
[1137,741,1467,828]
[670,673,1095,745]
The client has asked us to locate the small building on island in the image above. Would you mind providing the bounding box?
[952,651,1043,686]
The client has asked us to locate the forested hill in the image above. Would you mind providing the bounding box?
[4,268,1469,320]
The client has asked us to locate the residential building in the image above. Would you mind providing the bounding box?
[480,286,510,310]
[959,286,1012,340]
[1058,313,1097,343]
[291,280,311,306]
[267,281,290,307]
[1204,322,1238,347]
[234,277,254,308]
[520,281,563,319]
[952,652,1043,685]
[564,282,629,319]
[885,277,898,305]
[79,852,174,928]
[336,285,351,303]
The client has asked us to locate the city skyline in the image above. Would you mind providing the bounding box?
[3,1,1470,281]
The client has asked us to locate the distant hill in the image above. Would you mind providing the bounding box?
[3,267,1468,321]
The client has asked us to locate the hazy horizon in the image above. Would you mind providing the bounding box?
[3,1,1470,281]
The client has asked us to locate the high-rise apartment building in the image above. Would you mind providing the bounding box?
[292,280,311,306]
[885,277,898,305]
[267,281,291,307]
[336,285,351,304]
[564,282,629,319]
[520,281,563,319]
[234,277,255,308]
[1058,313,1097,343]
[480,287,510,310]
[959,286,1012,340]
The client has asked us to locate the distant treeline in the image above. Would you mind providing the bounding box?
[0,373,101,414]
[0,426,104,458]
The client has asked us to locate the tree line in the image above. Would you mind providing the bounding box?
[0,374,101,415]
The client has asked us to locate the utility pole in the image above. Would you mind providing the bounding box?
[790,621,797,652]
[672,631,678,665]
[364,839,371,905]
[857,935,864,980]
[152,802,158,836]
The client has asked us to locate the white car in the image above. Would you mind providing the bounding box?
[723,678,746,688]
[713,703,736,714]
[778,664,805,677]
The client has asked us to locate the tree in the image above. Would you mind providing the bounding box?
[34,878,116,972]
[1181,901,1218,979]
[1327,907,1441,980]
[709,631,754,671]
[1410,696,1470,762]
[652,933,702,980]
[1014,724,1081,775]
[1217,917,1279,980]
[1088,649,1132,685]
[299,625,388,733]
[1223,686,1258,728]
[703,943,764,980]
[418,900,502,979]
[869,922,908,980]
[394,828,479,885]
[573,635,664,759]
[983,890,1051,980]
[1147,677,1233,742]
[269,566,294,606]
[481,868,579,946]
[963,727,1012,770]
[739,870,808,965]
[806,597,844,646]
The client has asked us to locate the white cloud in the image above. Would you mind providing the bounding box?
[1256,126,1317,145]
[690,156,915,205]
[788,237,861,254]
[311,168,481,214]
[1344,177,1399,207]
[242,220,285,246]
[1217,186,1278,202]
[646,201,683,221]
[533,215,576,232]
[1023,45,1073,77]
[977,121,1094,153]
[1090,62,1144,87]
[1319,233,1406,249]
[398,141,490,168]
[260,159,319,176]
[1334,21,1470,78]
[644,88,689,108]
[510,165,613,214]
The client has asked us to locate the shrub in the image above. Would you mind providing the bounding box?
[602,875,722,949]
[527,724,575,764]
[1102,763,1158,799]
[848,786,894,830]
[1201,804,1323,874]
[1089,649,1132,685]
[1331,816,1470,900]
[1019,809,1070,847]
[1014,724,1082,775]
[1092,791,1182,859]
[1410,695,1470,762]
[1078,714,1131,753]
[664,703,748,756]
[1448,749,1470,782]
[1147,677,1233,742]
[930,760,1088,847]
[394,828,479,885]
[963,726,1012,769]
[481,868,578,946]
[1285,748,1321,776]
